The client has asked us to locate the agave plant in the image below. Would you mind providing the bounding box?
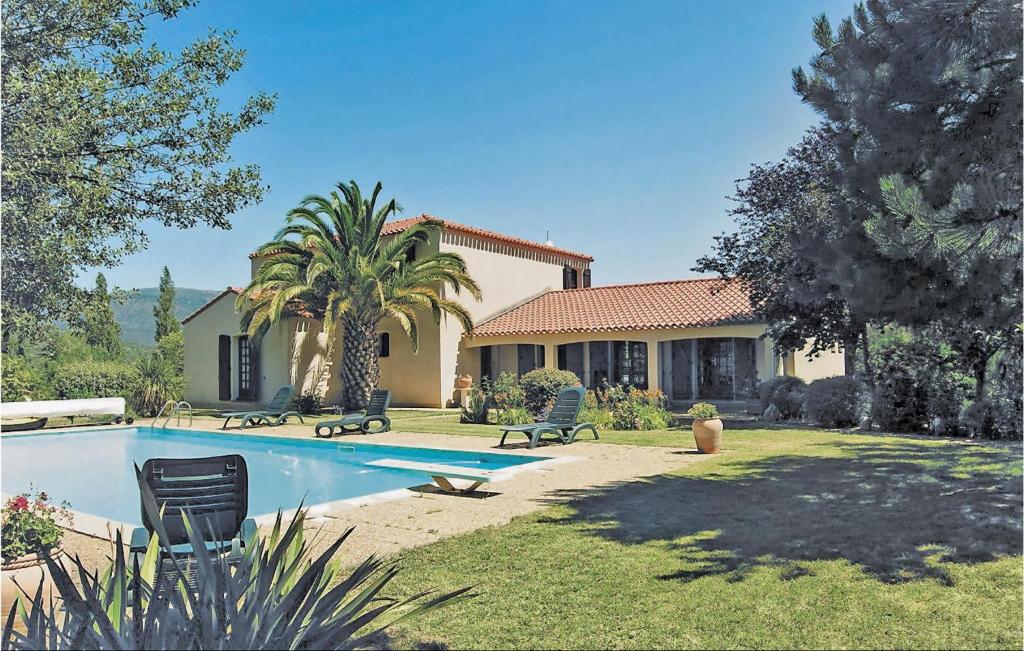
[3,468,472,649]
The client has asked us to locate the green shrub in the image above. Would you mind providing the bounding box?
[803,376,865,427]
[959,399,997,438]
[519,368,580,417]
[295,391,324,414]
[868,328,973,433]
[53,360,139,401]
[989,328,1022,439]
[0,355,40,402]
[459,386,491,424]
[758,376,807,419]
[496,406,533,425]
[580,406,614,429]
[489,371,525,411]
[612,400,671,430]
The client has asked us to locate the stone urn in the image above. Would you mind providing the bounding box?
[692,418,724,454]
[1,549,60,614]
[455,374,473,390]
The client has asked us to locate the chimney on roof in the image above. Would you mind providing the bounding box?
[545,229,554,247]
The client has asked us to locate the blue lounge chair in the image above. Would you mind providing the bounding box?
[315,389,392,437]
[220,385,302,429]
[498,386,598,449]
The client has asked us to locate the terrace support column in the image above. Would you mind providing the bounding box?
[646,339,660,392]
[543,343,557,370]
[582,342,591,386]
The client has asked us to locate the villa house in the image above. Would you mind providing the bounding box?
[181,215,844,408]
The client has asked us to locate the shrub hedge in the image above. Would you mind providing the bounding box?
[53,360,139,401]
[803,376,864,428]
[759,376,806,419]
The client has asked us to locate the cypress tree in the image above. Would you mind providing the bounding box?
[81,273,123,358]
[154,266,180,342]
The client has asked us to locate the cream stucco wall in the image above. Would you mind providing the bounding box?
[784,341,846,382]
[182,291,291,408]
[439,230,590,406]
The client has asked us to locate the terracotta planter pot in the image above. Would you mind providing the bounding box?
[1,550,60,614]
[692,418,724,453]
[455,374,473,390]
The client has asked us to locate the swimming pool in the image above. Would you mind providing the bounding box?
[0,427,550,526]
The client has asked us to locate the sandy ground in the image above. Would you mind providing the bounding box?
[57,420,705,572]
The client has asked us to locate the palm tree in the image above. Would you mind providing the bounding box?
[238,181,481,409]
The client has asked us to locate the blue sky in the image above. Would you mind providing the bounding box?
[93,0,852,291]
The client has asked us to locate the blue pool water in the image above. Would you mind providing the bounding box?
[1,427,545,525]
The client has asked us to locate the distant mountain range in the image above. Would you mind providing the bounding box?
[113,287,222,346]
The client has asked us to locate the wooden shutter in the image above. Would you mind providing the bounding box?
[218,335,231,400]
[583,268,592,288]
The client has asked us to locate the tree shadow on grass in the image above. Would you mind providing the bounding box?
[541,439,1022,585]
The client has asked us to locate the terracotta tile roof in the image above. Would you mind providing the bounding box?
[383,214,593,262]
[249,214,593,262]
[180,287,243,325]
[468,278,756,337]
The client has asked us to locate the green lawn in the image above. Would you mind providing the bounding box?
[379,428,1022,649]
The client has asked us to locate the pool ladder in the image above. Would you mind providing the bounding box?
[152,400,193,429]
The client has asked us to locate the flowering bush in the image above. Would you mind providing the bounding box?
[489,371,526,411]
[1,488,72,561]
[584,385,672,430]
[627,387,668,408]
[686,402,720,419]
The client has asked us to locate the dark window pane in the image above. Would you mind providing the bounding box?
[558,343,585,381]
[563,265,578,289]
[698,338,734,398]
[613,341,648,389]
[379,333,390,357]
[735,338,757,397]
[480,346,493,381]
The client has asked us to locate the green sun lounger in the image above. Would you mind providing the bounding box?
[498,386,598,449]
[130,455,257,592]
[314,389,392,437]
[220,385,303,429]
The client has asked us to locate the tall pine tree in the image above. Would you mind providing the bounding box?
[80,273,123,358]
[792,0,1022,396]
[154,267,180,342]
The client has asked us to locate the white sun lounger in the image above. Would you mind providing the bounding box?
[1,397,129,430]
[366,458,503,493]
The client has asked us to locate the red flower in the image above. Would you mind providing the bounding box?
[9,495,29,512]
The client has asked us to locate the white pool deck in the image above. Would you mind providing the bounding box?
[6,419,706,569]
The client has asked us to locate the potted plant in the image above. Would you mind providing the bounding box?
[1,489,72,613]
[687,402,723,453]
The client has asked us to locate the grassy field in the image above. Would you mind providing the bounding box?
[379,428,1022,649]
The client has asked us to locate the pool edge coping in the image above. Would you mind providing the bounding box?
[2,424,580,542]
